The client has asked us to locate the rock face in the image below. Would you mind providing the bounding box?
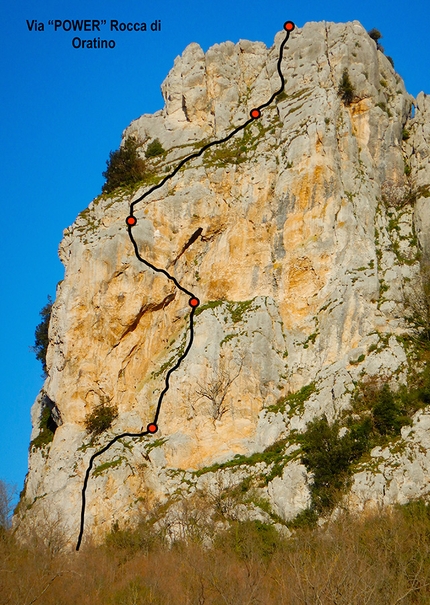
[16,21,430,545]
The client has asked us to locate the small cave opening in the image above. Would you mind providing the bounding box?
[31,394,62,451]
[46,412,58,434]
[41,393,62,435]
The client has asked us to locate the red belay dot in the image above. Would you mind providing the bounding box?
[126,215,137,226]
[250,108,261,119]
[147,423,158,434]
[189,297,200,308]
[284,21,295,32]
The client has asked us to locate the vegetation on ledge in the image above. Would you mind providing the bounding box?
[102,136,152,194]
[32,296,53,377]
[84,399,118,436]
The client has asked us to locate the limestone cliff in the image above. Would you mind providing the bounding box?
[16,21,430,544]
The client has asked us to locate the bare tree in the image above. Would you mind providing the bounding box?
[0,479,15,530]
[196,356,244,421]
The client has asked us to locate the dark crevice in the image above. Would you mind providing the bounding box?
[42,393,62,431]
[119,292,176,341]
[170,227,203,266]
[201,226,225,242]
[182,95,190,122]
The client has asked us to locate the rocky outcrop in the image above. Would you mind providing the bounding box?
[16,20,430,545]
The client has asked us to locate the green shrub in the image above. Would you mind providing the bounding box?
[287,506,318,529]
[375,101,392,117]
[300,416,356,513]
[395,365,430,420]
[299,381,415,516]
[32,296,53,376]
[93,458,123,477]
[372,384,409,435]
[350,353,365,365]
[414,365,430,404]
[368,28,384,52]
[102,136,149,193]
[145,138,165,158]
[368,28,382,41]
[338,68,355,106]
[194,437,289,479]
[204,127,258,168]
[268,382,316,414]
[352,382,413,440]
[84,399,118,436]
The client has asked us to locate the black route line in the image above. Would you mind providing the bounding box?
[76,21,295,551]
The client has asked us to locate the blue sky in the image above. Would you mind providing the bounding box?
[1,0,429,499]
